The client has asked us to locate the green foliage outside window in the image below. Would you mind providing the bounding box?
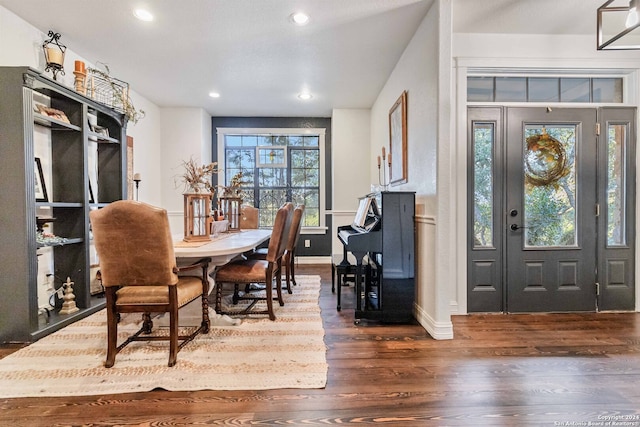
[224,134,320,227]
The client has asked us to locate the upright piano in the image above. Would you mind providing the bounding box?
[337,191,415,322]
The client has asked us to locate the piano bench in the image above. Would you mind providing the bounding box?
[331,254,359,311]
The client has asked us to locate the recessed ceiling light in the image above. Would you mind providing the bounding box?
[133,8,154,22]
[298,92,312,100]
[290,12,309,26]
[209,92,220,98]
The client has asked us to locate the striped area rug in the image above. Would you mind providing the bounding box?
[0,275,327,398]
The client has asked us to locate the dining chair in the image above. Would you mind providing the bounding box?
[249,204,304,294]
[212,203,292,320]
[239,205,259,229]
[90,200,211,368]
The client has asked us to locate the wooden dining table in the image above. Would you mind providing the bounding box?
[173,228,271,267]
[169,228,272,325]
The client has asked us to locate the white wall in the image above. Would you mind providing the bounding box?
[331,108,372,255]
[125,93,162,206]
[369,0,454,339]
[453,32,640,314]
[0,5,164,210]
[160,107,213,234]
[454,33,640,61]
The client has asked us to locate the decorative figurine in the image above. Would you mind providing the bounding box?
[59,276,79,314]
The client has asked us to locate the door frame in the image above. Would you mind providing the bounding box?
[466,106,636,313]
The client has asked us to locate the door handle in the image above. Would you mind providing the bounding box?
[510,224,528,231]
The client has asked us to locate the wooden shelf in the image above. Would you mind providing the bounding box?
[33,113,81,131]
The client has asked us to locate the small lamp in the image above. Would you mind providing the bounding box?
[42,31,66,80]
[184,192,212,242]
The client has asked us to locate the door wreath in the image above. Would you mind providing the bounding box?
[524,129,569,187]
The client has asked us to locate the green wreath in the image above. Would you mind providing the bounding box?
[524,131,569,187]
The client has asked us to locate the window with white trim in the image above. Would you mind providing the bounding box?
[217,128,326,230]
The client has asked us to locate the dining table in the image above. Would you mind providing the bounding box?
[170,228,272,326]
[173,228,271,267]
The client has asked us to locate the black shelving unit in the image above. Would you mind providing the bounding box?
[0,66,127,343]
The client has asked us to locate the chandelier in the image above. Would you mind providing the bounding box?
[597,0,640,49]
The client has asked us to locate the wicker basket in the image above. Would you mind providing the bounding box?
[86,70,130,115]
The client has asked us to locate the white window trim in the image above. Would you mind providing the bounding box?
[216,127,327,233]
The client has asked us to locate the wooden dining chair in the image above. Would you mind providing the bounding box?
[249,204,304,294]
[212,203,293,320]
[90,200,211,368]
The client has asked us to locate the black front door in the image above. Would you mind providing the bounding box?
[467,106,635,313]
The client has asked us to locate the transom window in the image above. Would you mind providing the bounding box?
[468,76,623,103]
[217,128,325,230]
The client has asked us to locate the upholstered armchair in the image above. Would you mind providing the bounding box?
[90,200,211,368]
[212,203,292,320]
[239,205,259,229]
[250,205,304,294]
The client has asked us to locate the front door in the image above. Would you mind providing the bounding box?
[506,108,597,312]
[467,106,636,313]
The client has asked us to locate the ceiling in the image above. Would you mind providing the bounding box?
[0,0,610,117]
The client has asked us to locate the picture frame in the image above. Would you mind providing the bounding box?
[34,157,48,202]
[88,179,95,203]
[389,90,408,186]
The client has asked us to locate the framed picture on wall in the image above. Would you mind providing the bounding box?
[35,158,48,202]
[389,90,408,186]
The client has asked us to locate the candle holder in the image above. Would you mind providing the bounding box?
[377,147,390,191]
[184,192,213,242]
[219,196,242,232]
[133,173,141,201]
[42,31,66,81]
[73,61,86,94]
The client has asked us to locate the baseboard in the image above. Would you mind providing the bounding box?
[296,256,331,264]
[413,303,454,340]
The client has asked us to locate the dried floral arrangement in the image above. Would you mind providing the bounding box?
[176,157,219,194]
[219,171,246,197]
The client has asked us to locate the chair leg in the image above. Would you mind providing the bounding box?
[331,262,336,293]
[275,263,284,307]
[265,279,275,321]
[284,253,293,294]
[168,288,179,367]
[142,312,153,334]
[290,249,297,287]
[233,284,241,304]
[201,292,210,334]
[104,289,118,368]
[215,280,223,313]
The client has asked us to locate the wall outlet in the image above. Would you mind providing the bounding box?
[304,239,311,248]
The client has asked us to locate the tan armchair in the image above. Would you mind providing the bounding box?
[213,203,292,320]
[90,200,211,368]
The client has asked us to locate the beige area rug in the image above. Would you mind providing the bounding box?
[0,275,327,398]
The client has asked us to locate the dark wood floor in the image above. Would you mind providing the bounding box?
[2,264,640,426]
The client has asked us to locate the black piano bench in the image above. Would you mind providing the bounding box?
[331,254,359,311]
